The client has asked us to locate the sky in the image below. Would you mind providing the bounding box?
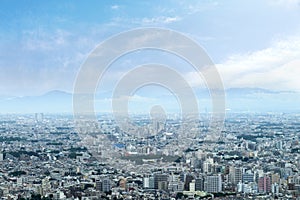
[1,0,300,104]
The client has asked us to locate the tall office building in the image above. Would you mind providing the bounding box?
[0,152,3,161]
[35,113,44,122]
[102,178,111,192]
[203,157,214,174]
[154,173,168,190]
[42,177,51,192]
[258,175,271,193]
[229,167,244,185]
[179,172,185,182]
[272,183,279,195]
[243,171,254,183]
[271,173,280,184]
[143,177,150,188]
[184,174,194,191]
[195,177,204,191]
[205,174,222,193]
[158,181,168,191]
[149,176,155,189]
[96,180,102,191]
[189,180,196,192]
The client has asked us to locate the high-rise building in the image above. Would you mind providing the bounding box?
[243,171,254,183]
[189,180,196,192]
[179,172,185,182]
[149,176,155,189]
[258,175,271,193]
[96,180,102,191]
[17,177,23,186]
[237,182,256,194]
[195,177,204,191]
[203,158,214,174]
[177,181,184,192]
[102,178,111,192]
[271,183,279,195]
[35,113,44,122]
[205,175,222,193]
[158,181,168,190]
[168,181,179,191]
[143,177,150,188]
[184,174,194,191]
[119,178,126,190]
[235,167,244,184]
[0,153,3,161]
[154,174,168,190]
[276,141,283,150]
[271,173,280,184]
[229,167,244,185]
[36,185,43,196]
[41,177,51,194]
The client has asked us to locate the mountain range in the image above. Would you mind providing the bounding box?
[0,88,299,114]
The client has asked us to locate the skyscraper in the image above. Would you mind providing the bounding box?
[203,157,214,174]
[229,166,244,185]
[258,175,271,193]
[195,177,204,191]
[102,178,111,192]
[154,173,168,190]
[143,177,150,188]
[205,174,222,193]
[96,180,102,191]
[242,171,254,183]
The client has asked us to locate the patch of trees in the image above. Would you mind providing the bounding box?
[0,137,26,142]
[237,134,273,142]
[46,142,63,146]
[19,193,53,200]
[7,150,39,158]
[9,170,26,177]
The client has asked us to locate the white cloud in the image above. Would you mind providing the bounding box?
[142,16,181,25]
[267,0,300,9]
[114,94,157,103]
[111,5,120,10]
[179,0,220,15]
[22,29,70,51]
[186,35,300,91]
[184,71,206,88]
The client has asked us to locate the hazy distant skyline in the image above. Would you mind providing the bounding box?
[1,0,300,97]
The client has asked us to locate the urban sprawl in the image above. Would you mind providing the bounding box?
[0,113,300,199]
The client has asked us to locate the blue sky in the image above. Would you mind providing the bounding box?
[1,0,300,98]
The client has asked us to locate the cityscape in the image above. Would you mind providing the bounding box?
[0,112,300,199]
[1,0,300,200]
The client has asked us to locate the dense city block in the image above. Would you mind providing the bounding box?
[0,113,300,199]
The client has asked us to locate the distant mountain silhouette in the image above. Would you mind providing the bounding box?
[0,88,299,113]
[224,88,299,112]
[0,90,72,113]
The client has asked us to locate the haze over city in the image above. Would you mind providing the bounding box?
[1,1,300,200]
